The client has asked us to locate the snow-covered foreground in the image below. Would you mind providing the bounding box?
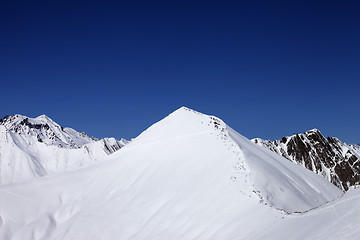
[249,188,360,240]
[1,107,356,240]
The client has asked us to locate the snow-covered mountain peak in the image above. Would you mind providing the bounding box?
[307,128,320,133]
[304,128,325,137]
[176,106,206,114]
[173,106,224,123]
[0,114,96,148]
[0,113,128,184]
[168,106,213,121]
[0,114,26,126]
[129,107,341,213]
[274,128,324,144]
[101,137,129,154]
[132,106,226,145]
[36,114,48,118]
[34,114,53,122]
[0,113,59,133]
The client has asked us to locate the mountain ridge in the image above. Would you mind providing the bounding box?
[252,129,360,191]
[0,114,128,184]
[120,106,341,212]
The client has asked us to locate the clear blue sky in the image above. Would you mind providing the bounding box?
[1,1,359,143]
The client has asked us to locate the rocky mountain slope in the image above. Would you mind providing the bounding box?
[0,114,127,184]
[252,129,360,191]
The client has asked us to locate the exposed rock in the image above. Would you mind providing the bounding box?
[252,129,360,191]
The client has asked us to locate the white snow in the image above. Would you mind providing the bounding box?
[228,127,341,212]
[248,187,360,240]
[0,114,96,148]
[0,107,354,240]
[0,115,127,184]
[0,125,110,184]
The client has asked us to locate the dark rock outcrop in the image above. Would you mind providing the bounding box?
[252,129,360,191]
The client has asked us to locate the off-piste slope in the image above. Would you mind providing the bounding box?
[131,107,341,212]
[248,187,360,240]
[0,107,342,240]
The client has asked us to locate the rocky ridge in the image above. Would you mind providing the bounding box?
[252,129,360,191]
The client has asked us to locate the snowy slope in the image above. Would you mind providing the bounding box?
[0,125,108,184]
[252,129,360,191]
[0,107,343,240]
[0,114,127,184]
[228,128,341,212]
[248,187,360,240]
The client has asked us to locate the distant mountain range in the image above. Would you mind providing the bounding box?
[0,114,127,184]
[1,113,358,192]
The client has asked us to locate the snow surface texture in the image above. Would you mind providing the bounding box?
[252,129,360,191]
[0,114,127,184]
[0,107,347,240]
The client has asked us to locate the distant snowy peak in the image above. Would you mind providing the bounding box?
[0,114,97,148]
[252,129,360,191]
[0,114,129,184]
[101,137,129,154]
[0,114,129,153]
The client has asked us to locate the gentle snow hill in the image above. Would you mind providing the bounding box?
[0,114,128,184]
[0,107,342,240]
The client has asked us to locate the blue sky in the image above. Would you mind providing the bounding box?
[1,1,359,143]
